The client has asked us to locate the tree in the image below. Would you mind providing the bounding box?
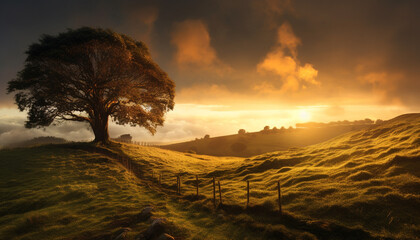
[238,129,246,135]
[7,27,175,143]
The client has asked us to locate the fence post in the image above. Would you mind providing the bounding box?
[176,176,179,194]
[213,177,216,207]
[196,175,199,197]
[218,181,222,206]
[247,180,250,207]
[277,181,282,214]
[179,176,181,195]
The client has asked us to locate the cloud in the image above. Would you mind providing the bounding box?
[257,0,295,28]
[257,49,296,77]
[0,109,94,147]
[323,105,346,117]
[176,84,241,104]
[171,20,218,68]
[298,64,319,85]
[256,22,319,92]
[358,71,404,105]
[277,22,301,57]
[121,5,159,47]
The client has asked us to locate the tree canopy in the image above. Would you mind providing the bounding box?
[8,27,175,143]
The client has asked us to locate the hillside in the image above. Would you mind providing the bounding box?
[0,144,267,239]
[122,113,420,239]
[161,124,372,157]
[1,113,419,239]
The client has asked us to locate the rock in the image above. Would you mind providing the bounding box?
[112,227,131,240]
[155,233,175,240]
[138,206,154,221]
[144,218,166,240]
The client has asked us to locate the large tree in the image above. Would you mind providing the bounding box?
[7,27,175,143]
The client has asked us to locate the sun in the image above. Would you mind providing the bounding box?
[298,109,311,122]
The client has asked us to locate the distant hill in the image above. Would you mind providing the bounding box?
[7,136,68,148]
[161,119,377,157]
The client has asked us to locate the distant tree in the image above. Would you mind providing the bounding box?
[7,27,175,144]
[364,118,374,124]
[263,126,270,131]
[238,129,246,135]
[375,119,384,124]
[204,134,210,139]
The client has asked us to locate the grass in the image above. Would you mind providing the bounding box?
[1,113,419,239]
[121,113,420,239]
[0,144,294,239]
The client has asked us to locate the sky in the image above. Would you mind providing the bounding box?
[0,0,419,145]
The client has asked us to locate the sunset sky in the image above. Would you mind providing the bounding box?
[1,0,419,145]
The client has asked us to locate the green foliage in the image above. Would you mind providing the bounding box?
[8,27,175,143]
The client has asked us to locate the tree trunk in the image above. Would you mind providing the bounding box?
[91,114,110,144]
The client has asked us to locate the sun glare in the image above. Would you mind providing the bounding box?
[298,109,311,122]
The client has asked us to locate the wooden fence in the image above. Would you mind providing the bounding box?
[149,169,283,213]
[116,153,283,213]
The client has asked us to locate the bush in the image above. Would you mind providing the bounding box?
[238,129,246,135]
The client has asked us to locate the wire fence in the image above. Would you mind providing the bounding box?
[117,153,283,213]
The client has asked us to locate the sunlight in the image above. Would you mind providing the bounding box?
[298,109,311,122]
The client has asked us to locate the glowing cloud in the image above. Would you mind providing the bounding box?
[171,20,218,67]
[257,49,296,77]
[277,22,301,57]
[298,64,319,85]
[256,22,319,92]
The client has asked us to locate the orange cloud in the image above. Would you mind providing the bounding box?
[277,22,300,57]
[257,49,296,77]
[298,64,319,85]
[256,22,319,92]
[171,20,218,67]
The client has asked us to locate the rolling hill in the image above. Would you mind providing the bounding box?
[123,113,420,239]
[161,123,374,157]
[1,113,419,239]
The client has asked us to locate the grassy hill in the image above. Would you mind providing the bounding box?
[161,124,372,157]
[1,113,419,239]
[0,144,268,240]
[122,113,420,239]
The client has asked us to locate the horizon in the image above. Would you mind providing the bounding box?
[1,0,419,145]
